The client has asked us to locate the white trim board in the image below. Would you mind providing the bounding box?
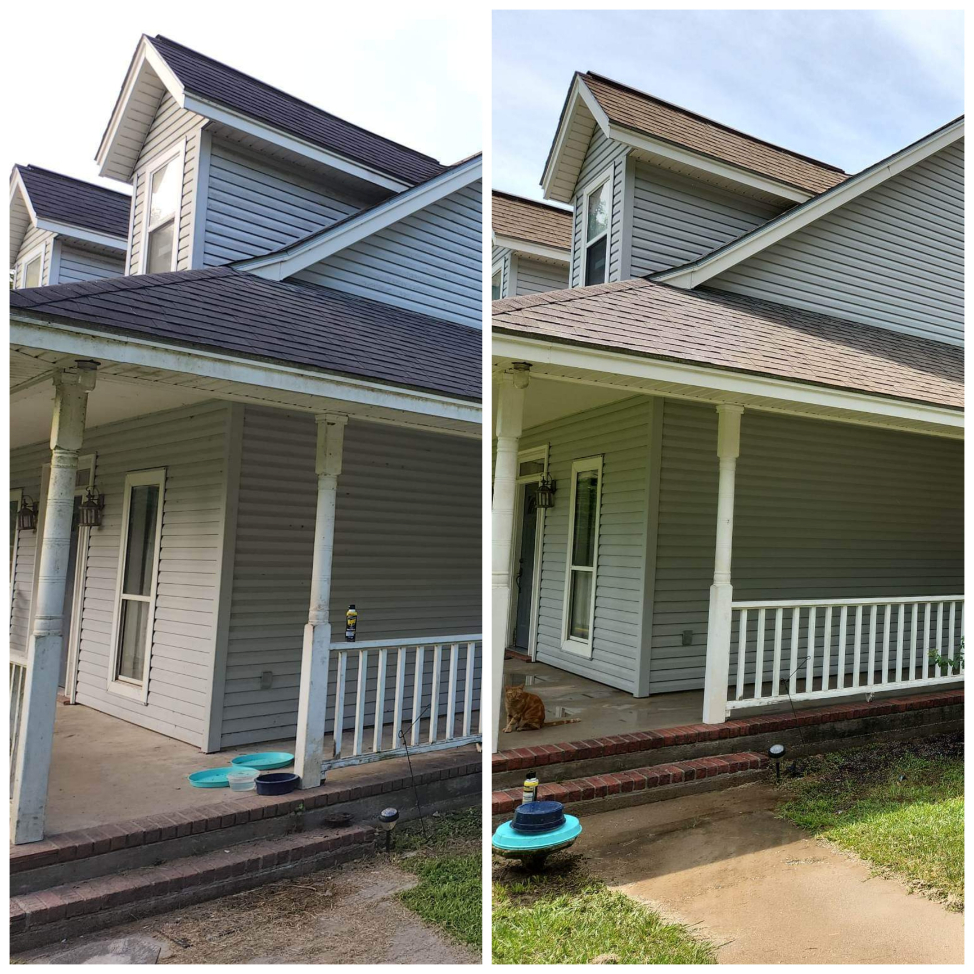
[655,117,965,289]
[491,233,570,266]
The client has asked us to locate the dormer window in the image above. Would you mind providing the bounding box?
[141,146,183,274]
[582,174,610,285]
[21,251,43,288]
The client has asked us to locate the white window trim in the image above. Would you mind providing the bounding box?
[492,268,503,301]
[138,141,185,275]
[19,243,46,288]
[580,167,613,286]
[107,467,166,703]
[561,455,603,658]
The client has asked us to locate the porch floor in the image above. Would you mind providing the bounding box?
[38,702,479,836]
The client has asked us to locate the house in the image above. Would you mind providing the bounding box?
[10,33,482,846]
[491,190,571,298]
[490,71,963,754]
[10,165,129,287]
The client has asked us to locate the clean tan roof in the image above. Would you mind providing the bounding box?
[492,279,962,410]
[492,191,573,252]
[582,73,848,196]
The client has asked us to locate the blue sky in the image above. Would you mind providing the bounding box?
[492,9,964,202]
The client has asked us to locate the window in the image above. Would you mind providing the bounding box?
[141,147,183,274]
[582,176,610,285]
[109,469,165,696]
[562,457,602,656]
[492,269,503,300]
[19,246,44,288]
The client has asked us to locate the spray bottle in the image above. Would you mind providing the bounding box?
[345,604,357,642]
[522,772,540,805]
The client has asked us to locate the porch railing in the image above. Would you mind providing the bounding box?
[322,634,481,773]
[10,657,27,789]
[728,596,964,711]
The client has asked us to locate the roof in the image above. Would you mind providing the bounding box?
[492,278,961,410]
[580,73,847,196]
[13,165,130,239]
[492,191,572,252]
[149,36,446,186]
[11,267,480,402]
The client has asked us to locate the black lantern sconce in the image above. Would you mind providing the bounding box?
[536,472,556,509]
[17,496,38,532]
[79,486,106,528]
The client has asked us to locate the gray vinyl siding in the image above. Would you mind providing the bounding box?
[220,407,481,747]
[630,162,785,276]
[55,244,125,284]
[570,128,628,287]
[521,398,654,692]
[708,140,965,345]
[201,140,370,265]
[14,226,56,287]
[650,401,964,693]
[129,94,206,274]
[293,180,483,329]
[10,403,232,746]
[514,256,570,295]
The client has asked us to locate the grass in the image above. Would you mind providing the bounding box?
[775,733,963,910]
[394,808,482,950]
[492,856,716,965]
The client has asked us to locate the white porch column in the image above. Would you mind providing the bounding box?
[294,413,347,788]
[702,404,744,725]
[12,363,96,844]
[491,365,529,752]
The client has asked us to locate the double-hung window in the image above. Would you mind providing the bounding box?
[492,269,503,300]
[582,175,611,285]
[142,147,183,274]
[562,456,602,656]
[109,469,165,698]
[19,246,44,288]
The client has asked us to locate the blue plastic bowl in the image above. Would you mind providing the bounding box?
[231,751,294,771]
[255,772,300,796]
[188,766,259,788]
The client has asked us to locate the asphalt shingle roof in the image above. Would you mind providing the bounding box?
[492,191,572,251]
[492,279,961,410]
[581,73,848,196]
[15,165,130,239]
[150,36,447,186]
[11,267,480,401]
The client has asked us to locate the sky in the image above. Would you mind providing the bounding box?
[3,3,484,194]
[493,9,964,203]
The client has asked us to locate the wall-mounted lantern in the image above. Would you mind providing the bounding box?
[79,486,106,528]
[536,473,556,509]
[17,496,38,532]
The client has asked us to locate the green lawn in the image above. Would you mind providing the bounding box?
[395,808,482,950]
[492,857,716,965]
[776,733,963,910]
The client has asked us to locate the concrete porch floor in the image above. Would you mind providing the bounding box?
[37,701,479,836]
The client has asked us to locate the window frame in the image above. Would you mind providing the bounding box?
[107,468,166,702]
[138,142,185,275]
[492,268,503,300]
[580,168,612,286]
[561,455,603,658]
[19,244,45,288]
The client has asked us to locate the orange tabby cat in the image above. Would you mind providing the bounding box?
[503,685,582,732]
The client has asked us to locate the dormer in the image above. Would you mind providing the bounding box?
[96,35,449,273]
[491,191,571,299]
[9,165,128,287]
[542,72,847,287]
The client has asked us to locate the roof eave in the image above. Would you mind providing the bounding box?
[492,233,570,264]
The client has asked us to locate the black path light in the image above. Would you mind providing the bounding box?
[769,743,786,783]
[79,486,106,528]
[378,807,400,852]
[17,496,38,532]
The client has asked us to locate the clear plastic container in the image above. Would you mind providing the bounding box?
[227,767,260,792]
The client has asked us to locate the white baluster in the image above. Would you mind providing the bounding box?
[881,605,891,686]
[909,604,918,680]
[789,607,800,695]
[867,604,877,687]
[895,604,905,681]
[820,606,832,693]
[851,605,862,689]
[934,602,944,679]
[772,608,784,698]
[736,609,747,701]
[462,642,475,737]
[836,605,847,691]
[922,602,931,681]
[429,645,443,744]
[393,647,407,748]
[411,646,425,746]
[353,649,368,756]
[373,648,388,754]
[446,643,459,740]
[754,609,766,701]
[333,651,348,758]
[806,606,817,694]
[947,602,957,673]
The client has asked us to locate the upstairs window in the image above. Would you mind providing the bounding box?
[492,269,503,300]
[582,177,610,285]
[142,147,183,274]
[20,247,44,288]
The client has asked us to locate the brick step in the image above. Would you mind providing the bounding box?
[12,749,480,896]
[11,824,375,953]
[492,689,963,790]
[492,751,769,820]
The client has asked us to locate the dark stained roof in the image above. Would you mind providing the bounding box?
[150,35,447,186]
[14,165,130,239]
[492,278,961,410]
[11,267,480,401]
[492,191,572,251]
[581,73,848,196]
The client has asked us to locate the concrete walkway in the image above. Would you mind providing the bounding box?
[580,782,963,965]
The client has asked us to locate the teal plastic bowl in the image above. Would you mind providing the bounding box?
[189,766,258,788]
[231,751,294,771]
[492,814,582,854]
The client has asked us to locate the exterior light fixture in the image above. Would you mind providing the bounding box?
[536,473,556,509]
[378,807,400,852]
[768,743,786,783]
[17,496,38,532]
[79,486,105,528]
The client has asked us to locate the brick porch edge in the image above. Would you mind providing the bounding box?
[492,689,964,775]
[492,751,767,815]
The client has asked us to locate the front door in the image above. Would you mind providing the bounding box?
[512,482,539,652]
